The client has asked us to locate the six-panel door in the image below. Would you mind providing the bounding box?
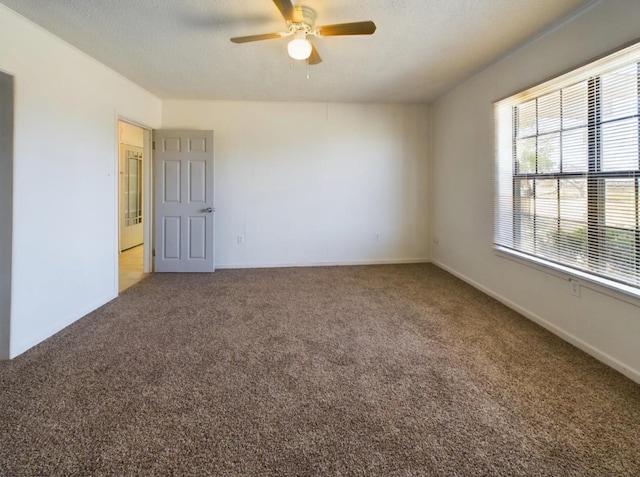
[153,130,214,272]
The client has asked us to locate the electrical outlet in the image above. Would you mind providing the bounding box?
[237,235,244,245]
[570,279,580,297]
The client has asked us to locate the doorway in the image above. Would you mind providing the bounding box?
[118,120,147,291]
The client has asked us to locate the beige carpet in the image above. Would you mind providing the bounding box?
[0,264,638,476]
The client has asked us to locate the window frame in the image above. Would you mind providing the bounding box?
[494,41,640,304]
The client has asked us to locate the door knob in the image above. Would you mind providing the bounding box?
[203,207,214,213]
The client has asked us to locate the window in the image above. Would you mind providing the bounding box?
[495,42,640,297]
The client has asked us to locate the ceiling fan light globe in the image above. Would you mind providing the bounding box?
[287,38,312,60]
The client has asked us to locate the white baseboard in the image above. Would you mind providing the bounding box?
[10,292,118,359]
[432,260,640,385]
[216,258,431,270]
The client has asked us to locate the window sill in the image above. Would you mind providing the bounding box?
[494,246,640,308]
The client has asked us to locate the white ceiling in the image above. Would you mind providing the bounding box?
[1,0,593,103]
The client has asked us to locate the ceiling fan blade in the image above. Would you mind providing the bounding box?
[230,32,283,43]
[316,21,377,37]
[308,44,322,65]
[271,0,299,22]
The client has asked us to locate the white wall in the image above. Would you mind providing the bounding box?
[431,0,640,383]
[0,5,162,357]
[162,101,430,269]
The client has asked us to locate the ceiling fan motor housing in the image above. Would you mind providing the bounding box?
[288,5,317,33]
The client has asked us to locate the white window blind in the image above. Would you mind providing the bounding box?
[495,42,640,295]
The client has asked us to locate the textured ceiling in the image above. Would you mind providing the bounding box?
[0,0,593,102]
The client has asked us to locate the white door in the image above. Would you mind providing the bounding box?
[119,144,144,251]
[153,130,215,272]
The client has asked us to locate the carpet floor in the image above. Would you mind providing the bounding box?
[0,264,639,476]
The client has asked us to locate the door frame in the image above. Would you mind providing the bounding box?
[115,116,153,290]
[0,71,14,359]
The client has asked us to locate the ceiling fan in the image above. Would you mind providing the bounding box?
[230,0,377,65]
